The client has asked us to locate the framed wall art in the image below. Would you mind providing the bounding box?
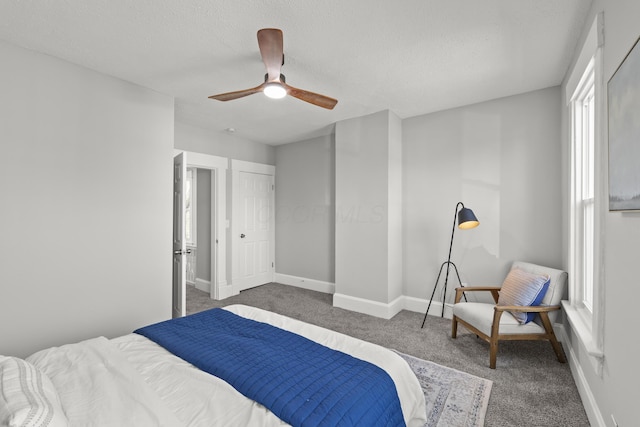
[608,35,640,211]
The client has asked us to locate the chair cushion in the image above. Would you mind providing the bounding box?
[453,302,546,336]
[497,267,550,324]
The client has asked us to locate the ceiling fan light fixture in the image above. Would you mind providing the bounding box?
[209,29,337,109]
[263,82,287,99]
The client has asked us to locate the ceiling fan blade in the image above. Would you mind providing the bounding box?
[284,83,338,110]
[257,28,283,81]
[209,84,265,101]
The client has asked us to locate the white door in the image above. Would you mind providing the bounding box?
[172,152,187,318]
[235,171,274,291]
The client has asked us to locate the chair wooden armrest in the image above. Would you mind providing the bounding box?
[454,286,501,303]
[494,304,561,313]
[451,261,569,369]
[455,286,502,292]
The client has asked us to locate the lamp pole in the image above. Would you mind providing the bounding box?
[421,202,478,328]
[442,202,464,306]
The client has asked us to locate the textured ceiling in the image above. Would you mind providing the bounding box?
[0,0,592,145]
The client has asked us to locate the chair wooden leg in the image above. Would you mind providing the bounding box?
[451,316,458,338]
[548,335,567,363]
[489,338,498,369]
[489,309,503,369]
[539,313,567,363]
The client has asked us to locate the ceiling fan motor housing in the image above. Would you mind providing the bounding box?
[264,73,286,83]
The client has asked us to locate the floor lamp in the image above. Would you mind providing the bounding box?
[421,202,479,328]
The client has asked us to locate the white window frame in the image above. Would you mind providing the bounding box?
[563,13,605,370]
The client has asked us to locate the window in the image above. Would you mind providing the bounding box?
[572,60,595,313]
[564,12,605,364]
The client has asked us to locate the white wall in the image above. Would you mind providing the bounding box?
[275,135,335,284]
[403,87,563,303]
[0,40,174,358]
[561,1,640,425]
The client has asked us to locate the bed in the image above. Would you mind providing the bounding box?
[0,305,427,427]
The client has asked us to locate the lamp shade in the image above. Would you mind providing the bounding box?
[457,207,479,229]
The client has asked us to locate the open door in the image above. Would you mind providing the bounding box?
[172,152,187,318]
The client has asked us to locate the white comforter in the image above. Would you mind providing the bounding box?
[27,305,427,427]
[26,336,183,427]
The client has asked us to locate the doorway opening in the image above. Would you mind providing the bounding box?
[173,150,228,317]
[185,168,213,296]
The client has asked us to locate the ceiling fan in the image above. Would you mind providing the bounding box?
[209,28,338,110]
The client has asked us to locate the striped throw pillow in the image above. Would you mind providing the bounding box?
[0,356,69,427]
[497,267,550,324]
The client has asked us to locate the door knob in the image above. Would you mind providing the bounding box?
[174,249,192,255]
[240,233,246,238]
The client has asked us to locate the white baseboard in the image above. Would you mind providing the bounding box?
[332,293,404,320]
[273,274,453,320]
[556,324,606,427]
[402,295,452,319]
[195,278,210,293]
[274,273,335,294]
[216,282,237,300]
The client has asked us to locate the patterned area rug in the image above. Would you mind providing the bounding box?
[396,351,492,427]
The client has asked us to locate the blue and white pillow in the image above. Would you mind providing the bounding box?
[0,356,69,427]
[497,267,550,324]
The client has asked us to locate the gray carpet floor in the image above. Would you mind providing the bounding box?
[187,283,590,427]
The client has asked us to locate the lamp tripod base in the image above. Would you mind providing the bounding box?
[420,260,467,328]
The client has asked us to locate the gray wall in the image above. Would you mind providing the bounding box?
[387,110,403,302]
[196,169,211,281]
[403,87,563,302]
[275,90,563,308]
[174,121,276,286]
[561,1,640,425]
[175,121,275,166]
[335,110,401,304]
[0,40,174,358]
[275,135,335,283]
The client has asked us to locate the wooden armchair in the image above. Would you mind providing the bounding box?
[451,261,568,369]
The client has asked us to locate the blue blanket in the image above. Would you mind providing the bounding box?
[134,308,405,427]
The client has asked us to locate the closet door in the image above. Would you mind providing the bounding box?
[232,160,275,292]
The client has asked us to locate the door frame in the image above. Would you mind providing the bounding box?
[231,159,276,293]
[174,150,230,300]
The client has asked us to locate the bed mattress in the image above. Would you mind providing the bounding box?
[25,304,426,426]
